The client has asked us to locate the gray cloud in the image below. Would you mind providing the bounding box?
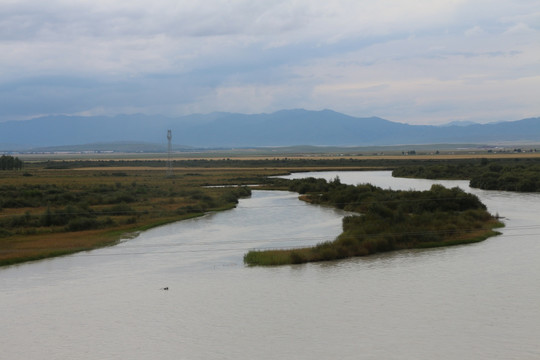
[0,0,539,124]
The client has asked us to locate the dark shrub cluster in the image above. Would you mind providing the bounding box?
[393,158,540,192]
[0,155,23,170]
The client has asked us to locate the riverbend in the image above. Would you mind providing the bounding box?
[1,171,539,359]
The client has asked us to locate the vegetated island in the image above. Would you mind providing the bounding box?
[244,177,503,266]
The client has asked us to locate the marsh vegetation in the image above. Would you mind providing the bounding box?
[0,165,266,265]
[244,177,502,266]
[1,156,521,266]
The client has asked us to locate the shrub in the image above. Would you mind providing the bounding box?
[125,216,137,224]
[107,203,135,216]
[0,227,12,238]
[66,217,99,231]
[319,248,338,261]
[176,205,203,215]
[290,251,305,264]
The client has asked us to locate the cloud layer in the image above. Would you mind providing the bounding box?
[1,0,539,124]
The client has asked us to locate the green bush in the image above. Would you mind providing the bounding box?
[395,159,540,192]
[0,227,12,237]
[66,217,99,231]
[290,251,305,264]
[107,203,135,216]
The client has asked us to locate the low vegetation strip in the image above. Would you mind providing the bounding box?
[244,177,503,266]
[392,158,540,192]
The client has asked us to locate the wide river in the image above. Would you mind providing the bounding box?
[1,171,539,359]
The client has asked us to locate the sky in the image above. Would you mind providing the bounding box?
[0,0,539,125]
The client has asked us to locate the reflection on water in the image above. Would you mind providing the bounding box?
[1,172,539,360]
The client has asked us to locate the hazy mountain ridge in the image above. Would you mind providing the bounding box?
[0,109,539,150]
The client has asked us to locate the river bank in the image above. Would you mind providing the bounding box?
[0,166,258,266]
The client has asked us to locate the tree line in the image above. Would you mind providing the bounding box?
[392,158,540,192]
[0,155,23,170]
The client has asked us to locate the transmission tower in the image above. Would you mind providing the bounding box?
[166,129,173,177]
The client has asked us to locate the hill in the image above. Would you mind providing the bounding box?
[0,109,539,150]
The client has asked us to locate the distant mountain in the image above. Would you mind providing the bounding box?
[440,120,479,127]
[28,142,195,153]
[0,109,539,150]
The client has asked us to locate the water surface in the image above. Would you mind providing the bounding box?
[1,172,539,359]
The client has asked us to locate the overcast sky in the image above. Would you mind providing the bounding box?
[0,0,538,124]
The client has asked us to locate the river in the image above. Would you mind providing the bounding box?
[1,171,539,359]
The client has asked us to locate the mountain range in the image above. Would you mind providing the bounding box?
[0,109,539,151]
